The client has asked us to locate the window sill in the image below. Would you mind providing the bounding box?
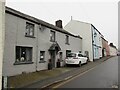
[13,61,34,65]
[65,43,70,45]
[39,61,46,63]
[25,35,36,38]
[50,40,55,42]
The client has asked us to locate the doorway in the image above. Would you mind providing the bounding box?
[48,42,61,68]
[50,51,56,68]
[102,48,105,57]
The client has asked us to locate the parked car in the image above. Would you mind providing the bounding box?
[117,52,120,56]
[65,52,88,67]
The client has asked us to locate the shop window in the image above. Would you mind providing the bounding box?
[15,46,32,64]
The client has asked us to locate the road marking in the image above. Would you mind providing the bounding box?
[64,76,73,80]
[52,64,99,88]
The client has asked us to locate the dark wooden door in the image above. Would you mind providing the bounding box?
[50,51,56,68]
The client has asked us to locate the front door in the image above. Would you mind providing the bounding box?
[50,51,56,68]
[102,48,104,57]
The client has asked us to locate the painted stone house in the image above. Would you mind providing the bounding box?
[64,20,102,61]
[109,43,117,56]
[3,7,82,76]
[101,37,110,57]
[91,25,102,59]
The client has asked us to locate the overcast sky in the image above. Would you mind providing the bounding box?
[6,0,118,48]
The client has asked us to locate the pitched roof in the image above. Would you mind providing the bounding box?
[101,36,108,43]
[66,20,103,36]
[109,43,117,49]
[5,6,82,39]
[91,24,103,36]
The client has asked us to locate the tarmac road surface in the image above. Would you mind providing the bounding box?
[54,56,118,88]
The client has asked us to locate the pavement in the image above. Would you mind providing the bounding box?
[7,56,112,88]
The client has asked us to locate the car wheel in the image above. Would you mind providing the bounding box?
[78,61,81,67]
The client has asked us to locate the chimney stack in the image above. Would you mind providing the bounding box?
[110,43,114,46]
[55,20,63,28]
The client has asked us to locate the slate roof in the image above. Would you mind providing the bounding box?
[5,6,82,39]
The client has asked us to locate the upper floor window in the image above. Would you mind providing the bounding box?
[99,37,101,41]
[25,22,34,37]
[50,30,55,42]
[65,35,69,45]
[94,32,97,37]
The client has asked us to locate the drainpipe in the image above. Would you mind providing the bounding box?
[35,24,39,71]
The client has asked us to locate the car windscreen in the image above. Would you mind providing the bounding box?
[67,53,76,57]
[78,54,83,57]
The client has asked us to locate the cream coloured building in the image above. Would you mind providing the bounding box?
[64,20,103,61]
[109,43,117,56]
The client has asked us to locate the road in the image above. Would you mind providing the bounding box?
[53,56,118,88]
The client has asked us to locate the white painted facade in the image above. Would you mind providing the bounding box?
[3,7,82,76]
[99,34,103,58]
[64,20,103,61]
[64,20,93,61]
[109,46,117,56]
[92,25,102,59]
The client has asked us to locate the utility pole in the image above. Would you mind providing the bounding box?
[0,0,5,89]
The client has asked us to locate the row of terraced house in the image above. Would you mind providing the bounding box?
[2,7,118,77]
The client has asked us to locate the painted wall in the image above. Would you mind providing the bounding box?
[0,1,5,89]
[106,44,110,56]
[37,26,82,71]
[99,34,102,58]
[102,38,110,56]
[109,46,117,56]
[3,13,37,76]
[3,13,82,76]
[64,20,93,61]
[91,25,102,59]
